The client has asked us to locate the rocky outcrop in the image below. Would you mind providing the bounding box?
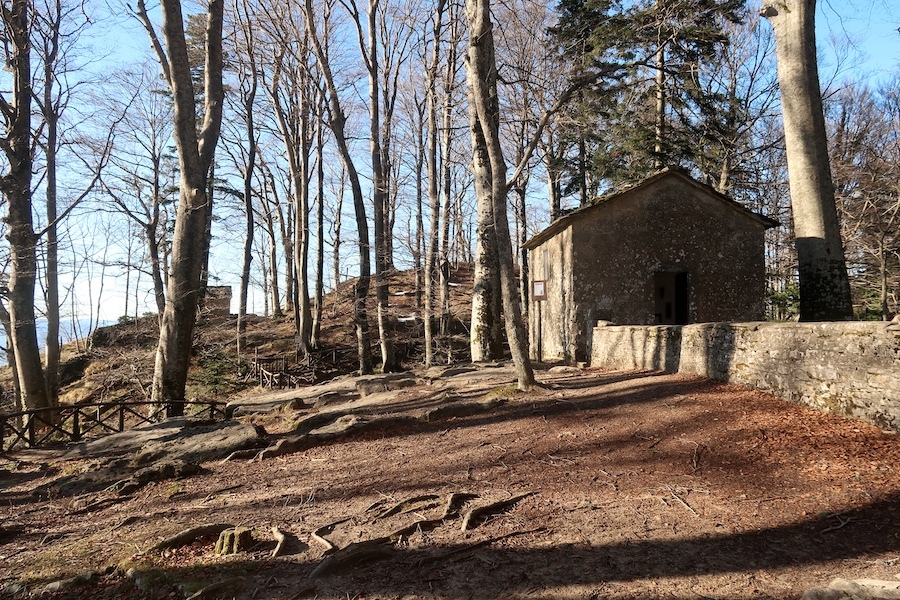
[801,577,900,600]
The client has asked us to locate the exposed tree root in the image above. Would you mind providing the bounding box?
[310,517,351,554]
[271,526,287,557]
[144,523,235,553]
[238,389,511,462]
[460,492,536,531]
[307,491,483,578]
[67,495,133,516]
[441,492,480,520]
[308,538,396,578]
[110,461,201,496]
[185,577,246,599]
[375,494,441,520]
[422,398,506,422]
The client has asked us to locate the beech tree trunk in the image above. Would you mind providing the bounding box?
[139,0,225,416]
[438,12,459,338]
[304,0,372,373]
[464,0,535,389]
[312,89,326,347]
[362,0,398,372]
[1,0,50,411]
[42,45,61,406]
[762,0,853,320]
[236,7,258,360]
[468,118,504,362]
[423,0,446,367]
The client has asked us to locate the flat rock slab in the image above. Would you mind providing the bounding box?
[226,374,361,414]
[355,373,419,397]
[62,418,259,460]
[39,420,267,497]
[131,421,267,466]
[802,578,900,600]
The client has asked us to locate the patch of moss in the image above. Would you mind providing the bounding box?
[483,383,523,402]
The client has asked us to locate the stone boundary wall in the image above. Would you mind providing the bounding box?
[591,321,900,432]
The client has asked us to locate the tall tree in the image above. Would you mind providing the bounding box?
[346,0,403,372]
[136,0,225,415]
[0,0,49,411]
[422,0,446,367]
[303,0,373,374]
[230,0,260,358]
[762,0,852,320]
[257,0,314,351]
[551,0,741,190]
[311,86,327,347]
[464,0,534,389]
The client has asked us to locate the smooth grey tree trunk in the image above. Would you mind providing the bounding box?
[762,0,853,320]
[464,0,535,389]
[312,89,326,347]
[1,0,50,412]
[362,0,397,372]
[42,47,61,406]
[304,0,373,373]
[139,0,225,416]
[423,0,445,368]
[235,2,258,361]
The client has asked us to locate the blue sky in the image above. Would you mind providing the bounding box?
[56,0,900,323]
[818,0,900,84]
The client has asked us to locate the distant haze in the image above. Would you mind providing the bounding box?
[0,319,114,365]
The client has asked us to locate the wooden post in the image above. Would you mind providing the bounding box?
[72,409,80,441]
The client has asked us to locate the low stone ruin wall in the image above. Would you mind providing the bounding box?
[591,321,900,432]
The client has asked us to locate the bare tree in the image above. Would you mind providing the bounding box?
[312,86,327,347]
[422,0,446,367]
[762,0,852,320]
[257,0,315,352]
[135,0,225,415]
[346,0,398,371]
[303,0,373,373]
[101,65,174,320]
[829,79,900,319]
[1,0,50,411]
[257,158,287,317]
[229,0,260,358]
[464,0,534,388]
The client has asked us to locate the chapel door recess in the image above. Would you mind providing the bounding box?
[653,271,689,325]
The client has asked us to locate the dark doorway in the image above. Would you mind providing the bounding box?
[653,271,689,325]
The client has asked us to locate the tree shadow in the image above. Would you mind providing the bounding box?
[87,490,900,600]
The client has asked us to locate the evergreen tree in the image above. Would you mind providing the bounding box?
[551,0,743,193]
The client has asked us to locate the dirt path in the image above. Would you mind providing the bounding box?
[2,366,899,599]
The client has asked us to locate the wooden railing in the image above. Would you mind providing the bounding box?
[0,400,226,452]
[248,351,317,389]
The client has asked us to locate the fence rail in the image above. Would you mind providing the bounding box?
[0,400,226,453]
[247,347,354,390]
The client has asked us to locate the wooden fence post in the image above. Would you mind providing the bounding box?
[72,410,81,441]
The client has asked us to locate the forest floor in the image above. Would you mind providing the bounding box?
[2,360,900,600]
[2,267,900,599]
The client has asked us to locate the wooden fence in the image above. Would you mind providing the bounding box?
[0,400,226,452]
[248,348,351,389]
